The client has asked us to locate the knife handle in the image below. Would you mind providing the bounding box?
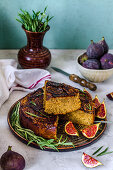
[69,74,97,91]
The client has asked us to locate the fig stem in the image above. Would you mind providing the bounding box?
[102,37,105,40]
[91,40,93,44]
[8,146,12,151]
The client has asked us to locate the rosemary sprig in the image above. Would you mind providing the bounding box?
[92,146,103,155]
[97,151,113,156]
[10,102,74,151]
[96,147,109,157]
[92,146,113,157]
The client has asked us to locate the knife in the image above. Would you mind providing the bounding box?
[51,67,97,91]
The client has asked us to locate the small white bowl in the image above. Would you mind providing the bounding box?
[76,53,113,83]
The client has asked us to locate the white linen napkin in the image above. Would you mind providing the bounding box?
[0,59,51,107]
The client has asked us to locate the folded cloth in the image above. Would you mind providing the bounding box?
[0,59,51,107]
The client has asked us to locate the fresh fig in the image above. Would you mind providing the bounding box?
[98,37,109,54]
[82,152,103,168]
[0,146,25,170]
[78,53,88,65]
[93,95,101,109]
[81,123,100,138]
[82,59,100,69]
[100,53,113,69]
[87,40,104,59]
[95,101,106,119]
[106,92,113,100]
[65,121,79,136]
[83,88,92,101]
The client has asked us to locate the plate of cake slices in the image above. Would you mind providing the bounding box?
[7,81,107,152]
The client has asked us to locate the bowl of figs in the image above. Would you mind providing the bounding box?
[77,37,113,82]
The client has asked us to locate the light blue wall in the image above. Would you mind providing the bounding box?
[0,0,113,49]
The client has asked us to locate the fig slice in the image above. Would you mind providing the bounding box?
[106,92,113,100]
[83,88,92,101]
[65,121,79,136]
[93,95,101,109]
[81,123,100,138]
[82,152,103,168]
[95,101,106,119]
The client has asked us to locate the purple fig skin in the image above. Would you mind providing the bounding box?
[106,92,113,100]
[82,59,100,69]
[100,53,113,69]
[0,146,25,170]
[98,37,109,54]
[87,40,104,59]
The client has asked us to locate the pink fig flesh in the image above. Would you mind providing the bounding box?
[65,121,79,136]
[96,101,106,119]
[93,95,101,109]
[81,123,100,138]
[82,152,103,168]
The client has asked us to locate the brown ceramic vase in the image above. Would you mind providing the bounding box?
[18,26,51,69]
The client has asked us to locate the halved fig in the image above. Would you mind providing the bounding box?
[65,121,79,136]
[82,152,103,168]
[106,92,113,100]
[95,101,106,119]
[83,88,92,101]
[81,123,100,138]
[93,95,101,109]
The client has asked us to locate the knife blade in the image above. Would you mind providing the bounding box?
[51,66,97,91]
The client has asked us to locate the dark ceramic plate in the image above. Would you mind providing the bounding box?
[7,101,107,152]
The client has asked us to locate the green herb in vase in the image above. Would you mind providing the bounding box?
[16,7,53,32]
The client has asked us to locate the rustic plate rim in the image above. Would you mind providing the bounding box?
[7,100,107,152]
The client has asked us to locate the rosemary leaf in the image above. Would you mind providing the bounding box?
[26,111,39,118]
[38,110,49,118]
[29,101,36,106]
[96,151,113,156]
[79,94,85,97]
[79,90,86,93]
[92,146,103,155]
[96,147,109,156]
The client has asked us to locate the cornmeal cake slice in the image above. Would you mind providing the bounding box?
[65,90,95,126]
[19,88,58,139]
[43,81,81,115]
